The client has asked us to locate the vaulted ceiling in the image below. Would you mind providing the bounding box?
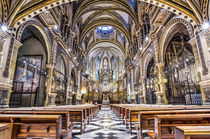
[4,0,208,29]
[1,0,209,64]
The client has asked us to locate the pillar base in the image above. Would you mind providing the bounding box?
[48,93,57,106]
[200,80,210,105]
[67,97,72,105]
[140,95,145,104]
[0,89,9,108]
[156,91,165,105]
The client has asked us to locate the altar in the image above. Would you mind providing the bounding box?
[102,93,110,105]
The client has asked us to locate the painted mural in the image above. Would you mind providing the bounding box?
[14,56,42,93]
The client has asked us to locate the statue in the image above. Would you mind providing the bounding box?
[154,67,160,92]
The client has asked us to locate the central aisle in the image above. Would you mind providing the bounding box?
[73,106,137,139]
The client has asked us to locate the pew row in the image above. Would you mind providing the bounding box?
[175,126,210,139]
[3,110,73,138]
[0,124,10,139]
[0,114,62,139]
[135,109,210,139]
[152,114,210,139]
[2,104,100,135]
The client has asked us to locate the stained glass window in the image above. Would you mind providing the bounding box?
[90,58,93,78]
[56,56,65,75]
[111,57,116,79]
[119,58,122,78]
[103,58,108,69]
[96,57,100,80]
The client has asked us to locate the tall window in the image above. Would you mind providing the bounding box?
[111,57,116,79]
[119,58,122,78]
[96,57,100,80]
[56,56,65,75]
[90,58,93,78]
[103,58,108,69]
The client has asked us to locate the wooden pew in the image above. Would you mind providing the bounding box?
[135,109,210,139]
[0,124,10,139]
[68,109,85,134]
[43,106,92,134]
[153,114,210,139]
[2,104,100,135]
[3,110,73,138]
[4,105,93,135]
[0,114,62,139]
[175,126,210,139]
[126,106,185,134]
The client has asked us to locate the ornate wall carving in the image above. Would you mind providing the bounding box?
[16,19,52,64]
[159,18,194,62]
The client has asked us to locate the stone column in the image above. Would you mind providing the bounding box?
[151,34,159,64]
[45,36,58,106]
[48,93,57,106]
[130,66,135,102]
[45,64,56,106]
[156,62,167,104]
[76,68,81,103]
[136,26,142,50]
[189,38,201,81]
[6,39,22,107]
[66,78,71,105]
[141,77,146,104]
[151,34,167,104]
[194,28,210,104]
[0,31,22,107]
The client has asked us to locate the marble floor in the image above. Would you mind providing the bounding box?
[72,106,137,139]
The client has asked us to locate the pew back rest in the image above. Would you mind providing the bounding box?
[139,109,210,129]
[0,114,62,139]
[4,110,69,130]
[154,114,210,139]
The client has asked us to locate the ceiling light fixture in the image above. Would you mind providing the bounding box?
[201,22,210,30]
[54,25,58,30]
[1,25,8,32]
[145,36,149,41]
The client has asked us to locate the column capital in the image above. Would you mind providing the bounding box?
[52,34,60,41]
[46,64,54,69]
[151,33,158,41]
[156,62,165,68]
[13,39,22,49]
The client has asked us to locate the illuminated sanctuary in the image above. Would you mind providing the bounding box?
[0,0,210,138]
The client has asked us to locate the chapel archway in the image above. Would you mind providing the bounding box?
[164,28,202,105]
[145,58,156,104]
[10,25,48,107]
[53,55,67,105]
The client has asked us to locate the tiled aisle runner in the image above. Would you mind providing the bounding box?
[73,106,137,139]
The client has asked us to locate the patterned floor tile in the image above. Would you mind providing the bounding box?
[72,106,137,139]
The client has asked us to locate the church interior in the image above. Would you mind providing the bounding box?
[0,0,210,138]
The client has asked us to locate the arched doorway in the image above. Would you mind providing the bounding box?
[145,58,156,104]
[71,67,77,105]
[10,26,48,107]
[164,30,202,105]
[53,55,67,105]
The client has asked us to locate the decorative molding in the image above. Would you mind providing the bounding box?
[16,19,52,64]
[195,33,208,75]
[3,37,14,78]
[159,18,194,62]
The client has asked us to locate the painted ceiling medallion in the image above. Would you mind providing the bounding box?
[97,26,114,35]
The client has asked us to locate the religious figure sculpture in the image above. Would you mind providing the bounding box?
[154,66,160,92]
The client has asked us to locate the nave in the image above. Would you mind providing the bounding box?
[73,106,136,139]
[0,0,210,138]
[1,104,210,139]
